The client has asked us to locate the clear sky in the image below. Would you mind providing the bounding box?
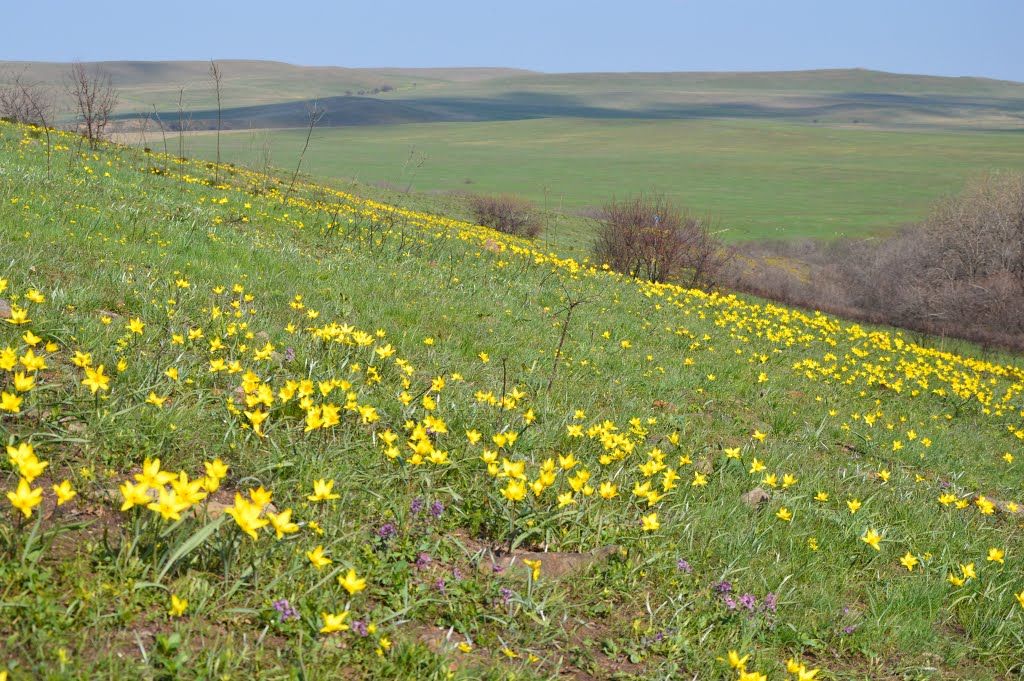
[6,0,1023,81]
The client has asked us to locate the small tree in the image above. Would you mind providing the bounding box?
[469,193,543,238]
[593,194,727,288]
[1,73,55,177]
[64,62,119,148]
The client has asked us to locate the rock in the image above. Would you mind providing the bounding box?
[694,453,715,475]
[0,300,11,319]
[741,487,770,508]
[478,544,621,579]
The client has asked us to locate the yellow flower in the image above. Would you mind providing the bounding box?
[146,392,168,408]
[847,498,861,514]
[307,545,333,569]
[53,480,77,505]
[127,317,145,334]
[1016,591,1024,609]
[725,650,750,670]
[320,611,350,633]
[900,552,919,571]
[776,507,792,522]
[598,481,618,499]
[502,478,527,502]
[861,528,882,551]
[338,568,367,595]
[169,594,188,617]
[82,365,111,393]
[814,491,829,502]
[751,430,767,442]
[147,487,190,521]
[7,477,43,518]
[135,458,175,487]
[223,493,268,540]
[307,478,340,501]
[204,458,229,480]
[523,558,542,580]
[266,509,300,540]
[249,485,273,507]
[119,480,152,511]
[641,512,660,531]
[12,371,35,392]
[987,548,1005,564]
[0,391,23,413]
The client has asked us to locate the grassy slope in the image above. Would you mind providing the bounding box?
[177,118,1024,246]
[2,122,1024,680]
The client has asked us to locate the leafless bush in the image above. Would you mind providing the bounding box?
[64,63,119,147]
[593,194,728,288]
[469,194,543,238]
[724,172,1024,350]
[0,73,53,127]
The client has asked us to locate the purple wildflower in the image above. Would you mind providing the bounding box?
[723,596,737,610]
[429,500,444,520]
[739,593,757,611]
[452,567,464,580]
[762,593,778,612]
[500,586,513,604]
[410,497,425,515]
[714,580,732,595]
[492,563,505,573]
[435,578,447,594]
[283,347,295,363]
[272,598,300,622]
[376,522,398,540]
[351,620,369,637]
[676,559,692,574]
[415,552,432,570]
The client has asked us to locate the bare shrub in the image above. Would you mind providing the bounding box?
[469,194,543,238]
[724,172,1024,350]
[0,73,52,127]
[64,62,119,147]
[593,194,728,289]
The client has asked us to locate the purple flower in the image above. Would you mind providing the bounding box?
[283,347,295,362]
[351,620,369,637]
[430,500,444,520]
[714,580,732,595]
[492,563,505,573]
[435,578,447,594]
[723,596,737,610]
[415,552,432,570]
[376,522,398,540]
[676,559,692,574]
[410,497,425,515]
[500,587,513,605]
[739,593,757,611]
[762,593,778,612]
[452,567,464,580]
[272,598,300,622]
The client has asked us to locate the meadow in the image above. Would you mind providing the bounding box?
[3,120,1024,679]
[177,118,1024,247]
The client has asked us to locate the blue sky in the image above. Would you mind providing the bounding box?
[7,0,1023,81]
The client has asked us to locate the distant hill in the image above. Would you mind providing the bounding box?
[2,60,1024,131]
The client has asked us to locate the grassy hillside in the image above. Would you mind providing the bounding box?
[177,118,1024,245]
[3,121,1024,679]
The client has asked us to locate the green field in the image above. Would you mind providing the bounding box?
[179,118,1024,244]
[4,120,1024,679]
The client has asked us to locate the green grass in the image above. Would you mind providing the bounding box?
[4,121,1024,679]
[177,118,1024,246]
